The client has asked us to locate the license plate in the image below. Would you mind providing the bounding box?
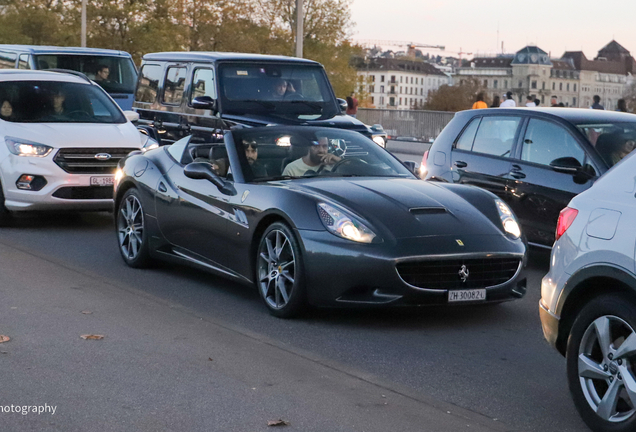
[448,289,486,302]
[90,176,115,186]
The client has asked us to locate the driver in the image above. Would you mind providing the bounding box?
[270,78,296,99]
[282,136,341,177]
[95,65,110,82]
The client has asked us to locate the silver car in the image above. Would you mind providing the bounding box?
[540,149,636,431]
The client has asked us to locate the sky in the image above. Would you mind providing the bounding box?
[349,0,636,60]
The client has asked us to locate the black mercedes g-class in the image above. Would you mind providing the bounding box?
[133,51,386,146]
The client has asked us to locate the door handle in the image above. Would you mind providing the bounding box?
[158,182,167,193]
[509,169,526,179]
[454,161,467,168]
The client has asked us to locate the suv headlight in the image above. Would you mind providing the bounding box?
[495,199,521,238]
[317,203,377,243]
[5,137,53,157]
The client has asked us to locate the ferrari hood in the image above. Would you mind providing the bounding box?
[2,122,142,149]
[292,178,504,239]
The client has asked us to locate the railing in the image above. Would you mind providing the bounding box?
[357,108,455,141]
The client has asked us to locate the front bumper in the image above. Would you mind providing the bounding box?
[298,229,527,307]
[0,154,115,212]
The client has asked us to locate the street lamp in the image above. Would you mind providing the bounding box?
[81,0,87,47]
[295,0,303,58]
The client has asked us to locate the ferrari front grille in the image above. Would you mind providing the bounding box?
[396,257,521,289]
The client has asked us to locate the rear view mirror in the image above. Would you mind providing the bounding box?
[192,96,218,114]
[337,98,347,114]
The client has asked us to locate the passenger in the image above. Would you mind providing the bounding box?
[94,65,110,82]
[244,141,267,178]
[282,136,341,177]
[52,91,65,115]
[597,134,636,165]
[0,100,13,120]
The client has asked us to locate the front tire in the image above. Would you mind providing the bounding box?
[116,188,150,268]
[256,222,307,318]
[567,294,636,432]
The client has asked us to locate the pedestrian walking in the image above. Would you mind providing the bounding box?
[617,99,628,112]
[472,92,487,109]
[525,96,536,107]
[490,95,501,108]
[500,91,516,107]
[346,92,358,117]
[590,95,605,110]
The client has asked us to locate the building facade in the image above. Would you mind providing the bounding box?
[455,41,635,109]
[357,58,450,109]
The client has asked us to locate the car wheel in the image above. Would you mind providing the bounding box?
[256,222,307,318]
[0,180,12,226]
[116,188,150,268]
[567,294,636,432]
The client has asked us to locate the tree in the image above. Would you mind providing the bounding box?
[424,78,488,112]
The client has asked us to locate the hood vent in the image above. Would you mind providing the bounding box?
[410,207,447,215]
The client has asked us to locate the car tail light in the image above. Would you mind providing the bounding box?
[418,150,429,178]
[555,207,578,241]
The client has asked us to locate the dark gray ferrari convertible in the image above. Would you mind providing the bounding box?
[114,126,527,317]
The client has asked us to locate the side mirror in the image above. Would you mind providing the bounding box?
[549,157,582,174]
[337,98,347,114]
[403,160,418,174]
[371,124,384,132]
[184,162,236,195]
[123,110,140,123]
[192,96,218,114]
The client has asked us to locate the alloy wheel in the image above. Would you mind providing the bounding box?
[257,229,296,310]
[117,194,144,261]
[578,315,636,423]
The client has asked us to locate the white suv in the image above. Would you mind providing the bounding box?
[0,70,155,223]
[540,149,636,432]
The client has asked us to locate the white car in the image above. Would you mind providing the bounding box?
[0,70,156,223]
[540,149,636,432]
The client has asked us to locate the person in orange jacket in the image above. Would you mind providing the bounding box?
[472,92,487,109]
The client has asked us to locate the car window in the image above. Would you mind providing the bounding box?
[18,54,30,70]
[136,64,162,104]
[522,119,586,166]
[454,117,481,151]
[577,122,636,167]
[0,51,16,69]
[190,68,216,102]
[163,67,187,105]
[0,80,125,124]
[472,116,521,157]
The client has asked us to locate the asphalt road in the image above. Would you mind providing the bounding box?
[0,206,588,431]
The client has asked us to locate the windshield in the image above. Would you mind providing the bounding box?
[218,63,338,120]
[0,81,126,124]
[577,122,636,167]
[231,127,414,182]
[33,55,137,94]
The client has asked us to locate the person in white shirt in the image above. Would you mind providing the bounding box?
[499,91,516,108]
[282,137,341,177]
[525,95,536,107]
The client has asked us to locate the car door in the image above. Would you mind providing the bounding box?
[506,117,598,246]
[450,115,523,201]
[155,137,236,269]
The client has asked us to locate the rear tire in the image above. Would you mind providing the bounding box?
[566,294,636,432]
[116,188,150,268]
[256,222,307,318]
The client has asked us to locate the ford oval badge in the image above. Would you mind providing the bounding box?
[95,153,112,160]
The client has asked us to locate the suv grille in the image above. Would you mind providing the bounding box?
[54,148,138,174]
[396,257,521,289]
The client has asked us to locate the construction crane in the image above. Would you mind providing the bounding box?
[355,39,445,58]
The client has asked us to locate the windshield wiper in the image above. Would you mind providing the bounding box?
[240,100,276,109]
[252,175,298,182]
[287,100,323,111]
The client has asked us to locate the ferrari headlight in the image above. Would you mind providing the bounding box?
[495,199,521,239]
[5,137,52,157]
[317,203,376,243]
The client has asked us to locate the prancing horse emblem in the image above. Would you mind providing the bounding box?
[456,239,464,246]
[458,265,469,283]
